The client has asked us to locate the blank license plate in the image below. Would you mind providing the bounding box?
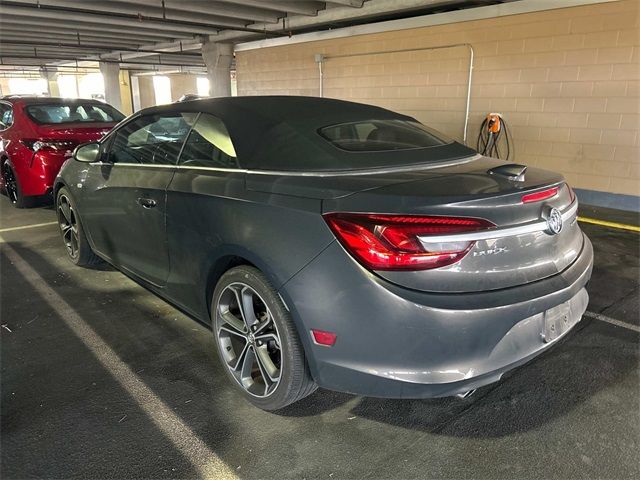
[542,302,574,343]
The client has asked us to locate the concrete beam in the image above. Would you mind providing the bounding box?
[213,0,450,43]
[0,40,203,57]
[120,0,283,24]
[0,15,199,40]
[325,0,365,6]
[99,39,204,61]
[0,30,177,47]
[216,0,323,16]
[3,1,248,30]
[0,5,220,35]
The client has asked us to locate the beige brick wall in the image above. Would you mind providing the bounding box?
[236,0,640,196]
[169,74,198,102]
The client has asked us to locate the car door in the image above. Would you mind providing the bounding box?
[80,112,196,287]
[164,113,246,315]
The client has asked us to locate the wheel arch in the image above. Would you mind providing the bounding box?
[53,179,68,200]
[204,254,256,322]
[53,182,99,254]
[1,154,13,175]
[0,154,8,184]
[201,246,319,379]
[202,246,287,324]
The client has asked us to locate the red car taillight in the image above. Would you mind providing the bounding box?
[21,139,76,152]
[323,213,495,271]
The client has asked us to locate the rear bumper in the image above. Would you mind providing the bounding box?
[21,151,68,197]
[281,233,594,398]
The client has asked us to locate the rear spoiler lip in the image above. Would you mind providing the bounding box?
[418,200,578,244]
[247,154,483,177]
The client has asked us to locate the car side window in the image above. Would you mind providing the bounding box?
[178,113,238,169]
[0,104,13,130]
[108,113,196,165]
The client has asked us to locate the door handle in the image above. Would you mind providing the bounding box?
[137,197,157,209]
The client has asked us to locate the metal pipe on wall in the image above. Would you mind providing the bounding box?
[314,53,324,98]
[315,43,474,144]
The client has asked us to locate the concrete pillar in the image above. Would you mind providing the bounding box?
[201,42,233,97]
[131,75,141,112]
[40,68,59,97]
[99,61,122,110]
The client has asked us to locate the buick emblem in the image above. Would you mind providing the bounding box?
[547,208,563,235]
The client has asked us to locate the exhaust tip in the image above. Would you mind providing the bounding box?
[456,389,476,399]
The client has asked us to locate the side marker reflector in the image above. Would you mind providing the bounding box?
[311,329,337,346]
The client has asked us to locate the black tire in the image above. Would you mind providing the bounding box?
[56,187,103,268]
[211,265,317,410]
[2,160,31,208]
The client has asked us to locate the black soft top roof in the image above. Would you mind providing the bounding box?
[142,96,474,171]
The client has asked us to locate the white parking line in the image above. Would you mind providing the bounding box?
[584,310,640,333]
[0,221,58,233]
[0,239,238,480]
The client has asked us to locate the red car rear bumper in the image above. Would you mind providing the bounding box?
[17,150,69,197]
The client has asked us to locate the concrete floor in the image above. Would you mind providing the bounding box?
[1,195,638,479]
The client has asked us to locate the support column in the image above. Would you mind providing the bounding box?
[40,67,59,97]
[99,61,122,111]
[201,41,233,97]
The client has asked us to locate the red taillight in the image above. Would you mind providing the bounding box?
[20,139,76,152]
[311,329,337,346]
[521,186,559,204]
[323,213,494,271]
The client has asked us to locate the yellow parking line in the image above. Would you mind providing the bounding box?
[578,217,640,233]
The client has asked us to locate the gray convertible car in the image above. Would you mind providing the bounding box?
[55,96,593,410]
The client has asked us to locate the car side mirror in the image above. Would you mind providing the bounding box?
[73,142,101,163]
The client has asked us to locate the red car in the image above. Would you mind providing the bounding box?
[0,96,124,207]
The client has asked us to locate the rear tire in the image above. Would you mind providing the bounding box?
[56,187,103,268]
[211,265,317,410]
[2,161,31,208]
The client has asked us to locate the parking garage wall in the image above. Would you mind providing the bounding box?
[236,0,639,200]
[134,73,202,109]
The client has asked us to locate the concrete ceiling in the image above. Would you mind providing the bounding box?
[0,0,516,72]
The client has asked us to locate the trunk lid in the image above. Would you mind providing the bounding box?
[33,122,115,144]
[246,156,582,293]
[320,159,582,293]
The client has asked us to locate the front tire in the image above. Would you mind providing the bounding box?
[56,187,103,268]
[211,266,317,410]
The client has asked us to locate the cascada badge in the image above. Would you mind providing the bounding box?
[547,208,563,235]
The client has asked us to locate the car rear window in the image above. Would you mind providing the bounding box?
[26,103,125,124]
[319,119,453,152]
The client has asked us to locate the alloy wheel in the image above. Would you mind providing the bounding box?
[3,163,18,204]
[215,282,282,397]
[57,194,80,259]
